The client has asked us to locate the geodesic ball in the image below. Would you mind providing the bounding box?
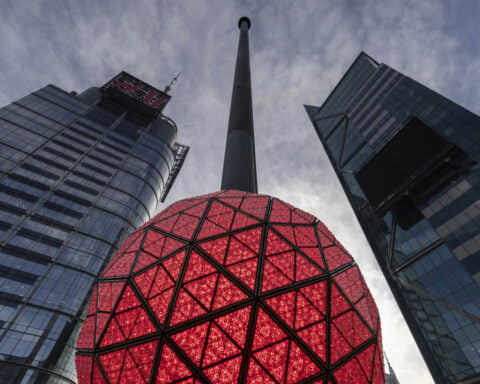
[76,190,384,383]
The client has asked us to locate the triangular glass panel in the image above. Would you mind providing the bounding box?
[121,349,146,383]
[292,208,316,224]
[99,347,126,384]
[215,306,251,349]
[95,313,110,345]
[148,288,175,325]
[183,200,208,218]
[207,213,235,233]
[204,355,242,383]
[116,285,141,312]
[294,226,318,247]
[133,252,158,272]
[172,213,201,240]
[152,265,177,298]
[218,190,250,198]
[272,224,296,245]
[162,250,185,281]
[134,265,159,298]
[299,247,325,270]
[246,358,276,384]
[356,297,375,331]
[286,341,321,383]
[333,309,372,350]
[156,198,207,222]
[330,322,353,363]
[227,258,258,291]
[87,286,97,316]
[100,317,125,347]
[265,291,296,328]
[262,259,293,292]
[169,289,207,326]
[252,309,287,351]
[295,252,323,281]
[217,196,243,208]
[77,315,95,349]
[129,340,158,383]
[333,266,364,304]
[269,199,294,223]
[212,274,248,310]
[184,273,218,310]
[355,343,376,381]
[198,236,229,264]
[197,219,227,239]
[116,306,156,340]
[330,283,352,317]
[92,361,105,384]
[233,227,263,254]
[266,251,295,281]
[101,251,137,278]
[352,315,374,348]
[299,281,327,316]
[203,324,241,366]
[323,245,353,271]
[231,210,260,230]
[183,251,217,283]
[153,214,179,233]
[134,233,185,272]
[239,195,269,220]
[254,339,289,383]
[371,344,385,384]
[171,322,209,365]
[142,230,167,256]
[334,355,368,384]
[265,229,293,256]
[224,236,257,265]
[156,343,194,384]
[297,321,327,363]
[207,201,235,222]
[75,355,93,383]
[316,222,335,247]
[295,292,325,330]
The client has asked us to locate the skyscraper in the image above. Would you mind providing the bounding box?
[0,72,188,383]
[76,19,384,384]
[306,52,480,384]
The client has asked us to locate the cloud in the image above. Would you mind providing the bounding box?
[2,1,479,382]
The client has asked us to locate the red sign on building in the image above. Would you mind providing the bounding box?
[101,72,171,115]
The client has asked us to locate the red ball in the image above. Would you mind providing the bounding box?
[76,190,384,383]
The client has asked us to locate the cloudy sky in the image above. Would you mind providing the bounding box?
[2,0,480,382]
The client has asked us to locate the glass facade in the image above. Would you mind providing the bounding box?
[306,52,480,384]
[0,80,187,383]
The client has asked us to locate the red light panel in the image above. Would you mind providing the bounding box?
[76,191,384,383]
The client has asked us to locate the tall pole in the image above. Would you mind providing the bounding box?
[221,17,258,193]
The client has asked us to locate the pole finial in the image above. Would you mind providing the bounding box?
[238,16,251,30]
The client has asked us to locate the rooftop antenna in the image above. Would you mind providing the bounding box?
[221,16,257,192]
[164,72,181,94]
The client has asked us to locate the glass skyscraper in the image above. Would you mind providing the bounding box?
[306,52,480,384]
[0,72,188,383]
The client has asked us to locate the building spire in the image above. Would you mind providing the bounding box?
[385,354,401,384]
[164,72,181,94]
[221,16,257,192]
